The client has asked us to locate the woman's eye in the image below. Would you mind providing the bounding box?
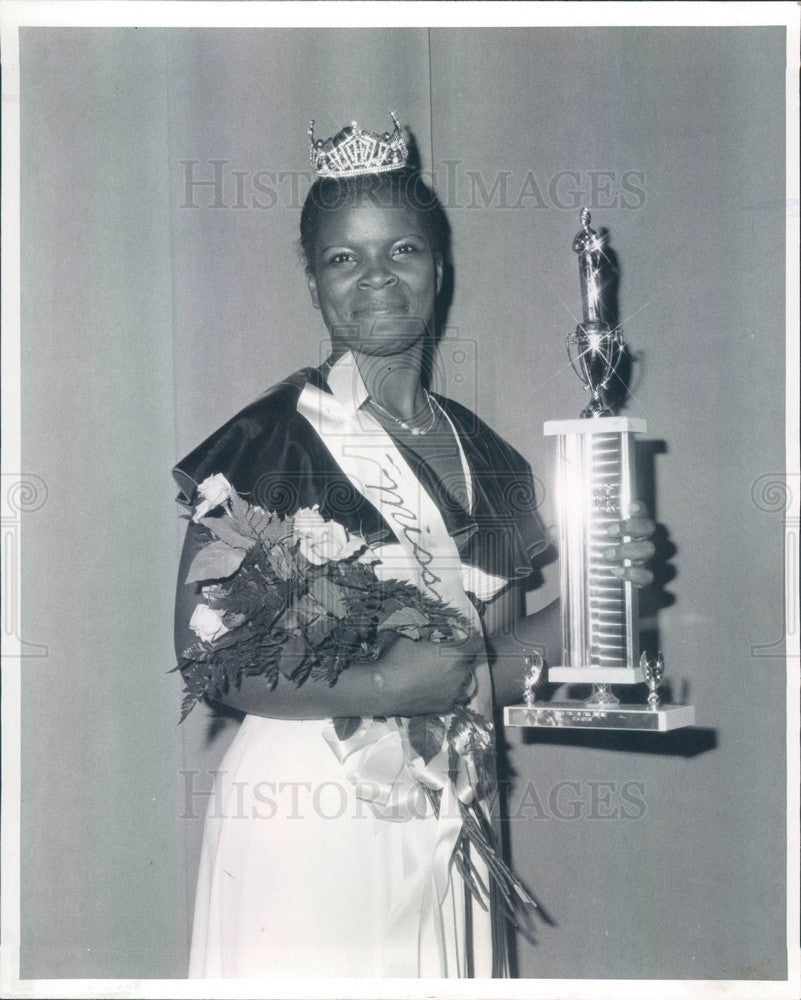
[328,252,355,265]
[393,243,419,256]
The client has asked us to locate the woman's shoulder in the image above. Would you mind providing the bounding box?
[431,396,539,520]
[172,366,328,507]
[432,393,549,578]
[431,393,531,472]
[225,366,326,428]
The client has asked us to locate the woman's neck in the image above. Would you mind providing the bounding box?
[350,344,428,422]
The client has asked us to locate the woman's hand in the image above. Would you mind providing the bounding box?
[602,499,655,587]
[375,633,483,717]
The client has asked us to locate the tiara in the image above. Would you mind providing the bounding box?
[308,112,408,178]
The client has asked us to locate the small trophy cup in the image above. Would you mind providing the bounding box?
[505,210,694,732]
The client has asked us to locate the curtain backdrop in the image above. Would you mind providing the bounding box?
[20,26,787,979]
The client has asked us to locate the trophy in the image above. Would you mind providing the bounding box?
[505,210,694,732]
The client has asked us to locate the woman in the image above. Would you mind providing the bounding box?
[173,119,654,979]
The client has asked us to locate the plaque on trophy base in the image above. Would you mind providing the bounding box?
[504,702,696,731]
[504,209,694,733]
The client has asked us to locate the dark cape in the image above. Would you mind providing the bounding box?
[173,365,548,587]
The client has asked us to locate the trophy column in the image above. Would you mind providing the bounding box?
[546,415,644,690]
[505,210,694,732]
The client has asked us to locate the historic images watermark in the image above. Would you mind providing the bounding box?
[507,778,646,821]
[749,473,799,659]
[179,772,646,823]
[178,160,646,212]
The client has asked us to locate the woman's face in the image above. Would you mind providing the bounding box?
[306,195,443,357]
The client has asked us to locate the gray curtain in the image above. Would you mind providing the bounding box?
[20,26,787,980]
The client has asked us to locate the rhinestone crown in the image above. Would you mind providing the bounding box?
[308,112,408,178]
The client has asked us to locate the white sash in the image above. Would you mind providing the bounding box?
[296,376,496,977]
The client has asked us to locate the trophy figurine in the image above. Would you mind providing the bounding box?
[505,210,695,732]
[523,652,545,708]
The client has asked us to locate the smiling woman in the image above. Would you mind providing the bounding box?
[172,118,655,980]
[302,171,445,370]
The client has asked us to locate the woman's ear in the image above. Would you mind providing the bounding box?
[435,253,444,295]
[306,267,320,310]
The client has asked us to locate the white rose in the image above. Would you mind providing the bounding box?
[201,583,228,603]
[193,473,234,521]
[189,603,229,643]
[293,505,364,565]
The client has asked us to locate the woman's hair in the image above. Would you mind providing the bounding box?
[299,167,451,272]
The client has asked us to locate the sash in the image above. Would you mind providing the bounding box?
[296,377,495,977]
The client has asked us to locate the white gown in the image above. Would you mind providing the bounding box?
[188,713,486,978]
[186,351,509,978]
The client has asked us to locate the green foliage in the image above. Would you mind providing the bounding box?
[233,495,293,547]
[198,515,256,551]
[265,543,294,580]
[185,541,248,583]
[407,715,447,764]
[332,716,361,741]
[177,510,472,721]
[176,499,473,720]
[308,576,349,618]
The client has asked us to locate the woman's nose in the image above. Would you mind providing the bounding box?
[357,266,398,290]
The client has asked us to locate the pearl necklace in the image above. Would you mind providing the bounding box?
[366,390,438,436]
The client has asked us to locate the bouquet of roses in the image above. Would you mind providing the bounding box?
[175,472,474,721]
[174,473,535,925]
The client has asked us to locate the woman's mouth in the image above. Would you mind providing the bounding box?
[352,300,409,317]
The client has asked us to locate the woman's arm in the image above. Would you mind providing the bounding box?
[174,521,479,720]
[483,499,657,706]
[205,633,482,720]
[482,584,561,707]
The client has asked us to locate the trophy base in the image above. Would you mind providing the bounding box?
[504,702,695,732]
[547,666,644,685]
